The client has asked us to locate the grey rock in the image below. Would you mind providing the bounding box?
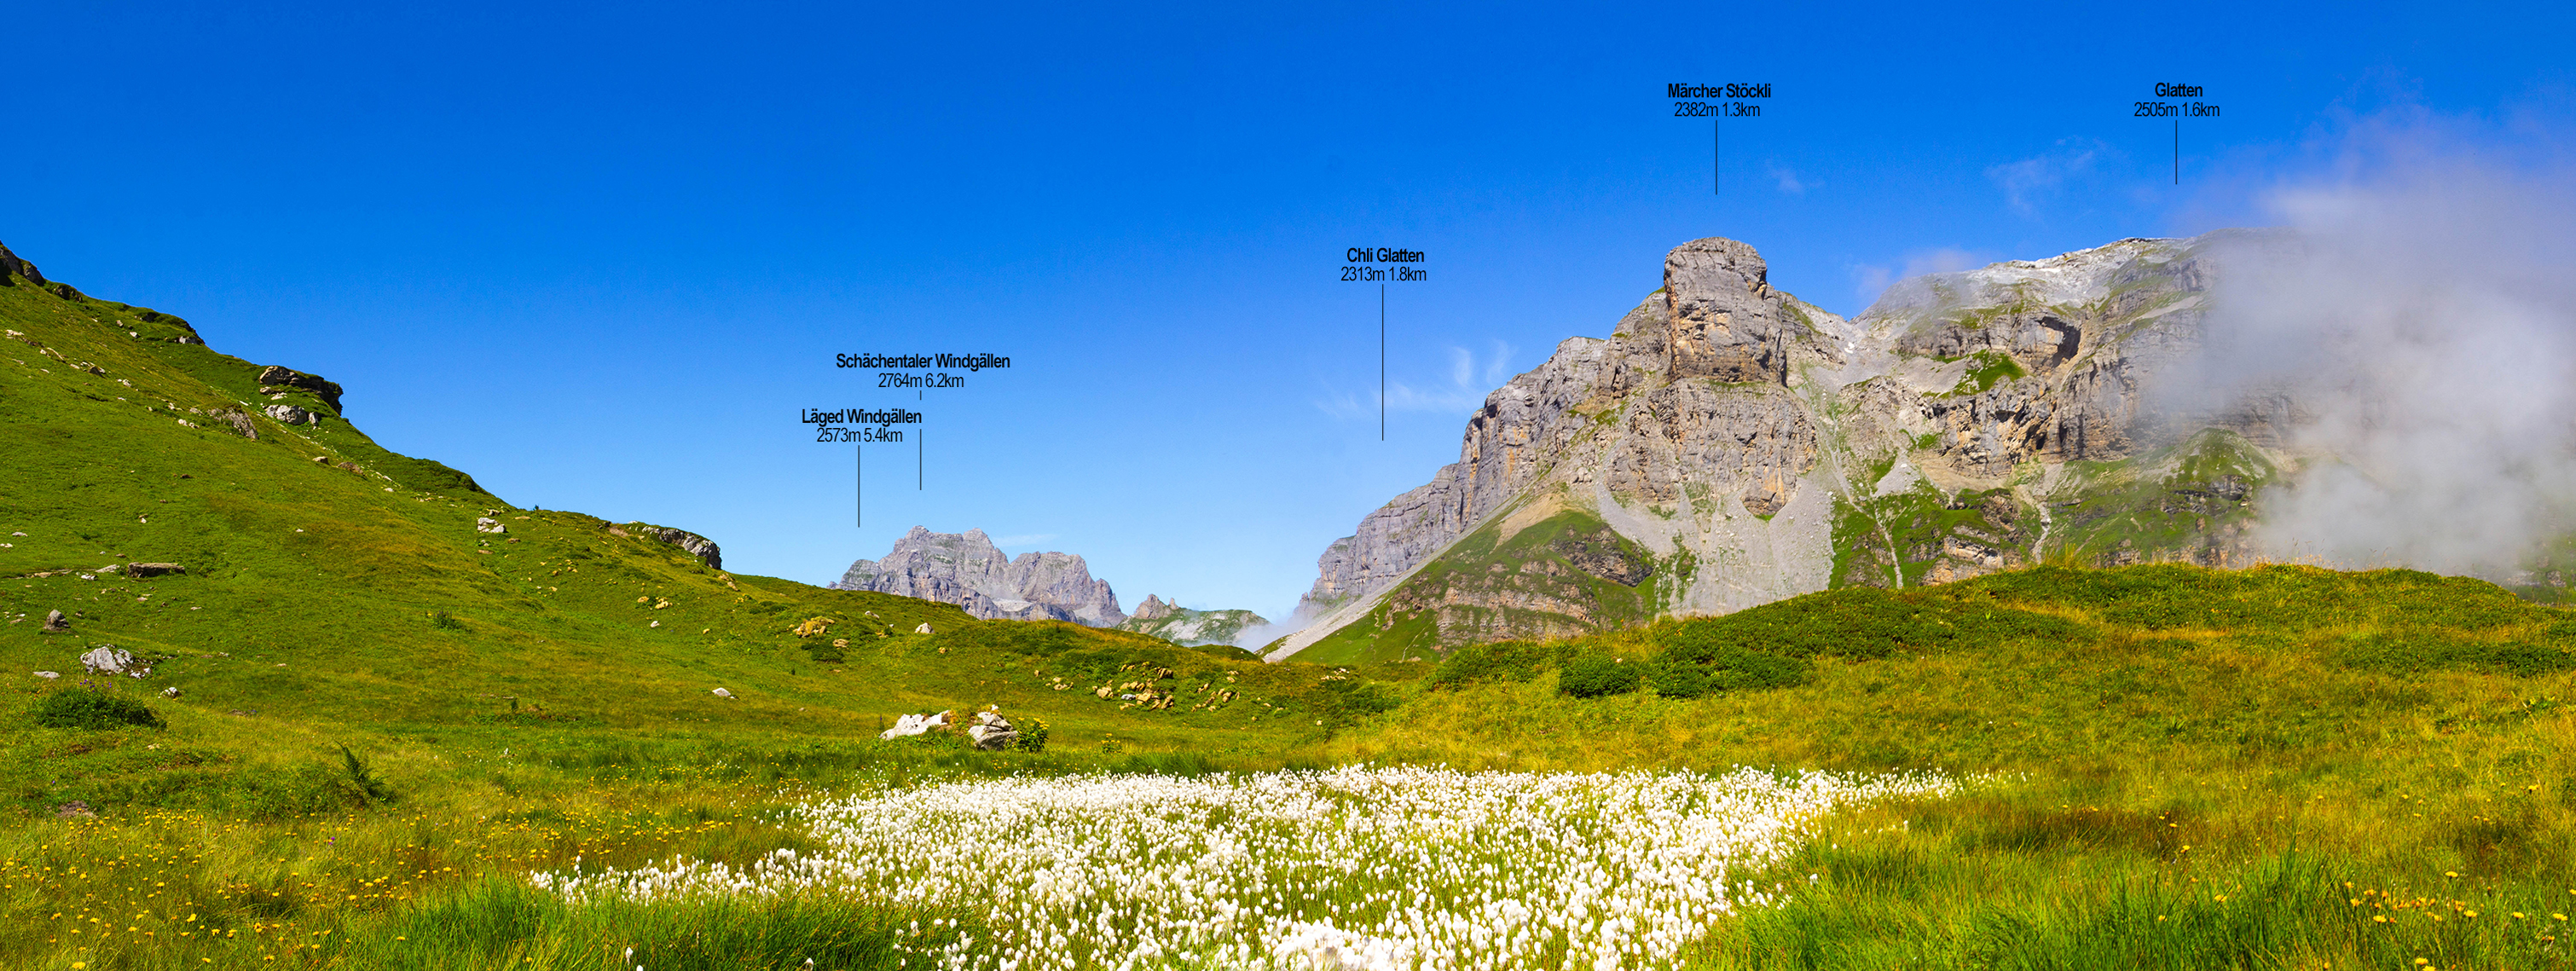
[836,527,1126,626]
[475,517,506,534]
[33,670,60,679]
[263,404,318,425]
[965,708,1018,750]
[81,645,145,677]
[161,686,182,698]
[710,687,734,699]
[41,609,68,633]
[127,563,184,578]
[632,523,723,569]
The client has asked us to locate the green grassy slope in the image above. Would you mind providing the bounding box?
[1333,564,2576,968]
[1296,506,1670,665]
[0,263,1363,818]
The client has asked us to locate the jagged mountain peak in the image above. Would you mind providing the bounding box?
[834,528,1126,627]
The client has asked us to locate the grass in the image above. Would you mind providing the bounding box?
[1331,564,2576,968]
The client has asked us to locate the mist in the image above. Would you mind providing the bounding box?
[2180,113,2576,576]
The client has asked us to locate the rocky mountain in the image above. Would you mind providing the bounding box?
[833,527,1126,626]
[1116,595,1268,648]
[1274,232,2308,662]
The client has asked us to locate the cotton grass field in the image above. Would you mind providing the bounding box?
[537,766,1962,971]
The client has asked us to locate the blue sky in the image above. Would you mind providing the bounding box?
[4,2,2568,619]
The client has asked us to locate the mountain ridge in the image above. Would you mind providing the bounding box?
[1271,229,2365,662]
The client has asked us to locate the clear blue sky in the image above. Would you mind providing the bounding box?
[5,2,2568,618]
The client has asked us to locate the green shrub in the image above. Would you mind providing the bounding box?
[1558,654,1642,698]
[1649,661,1711,698]
[430,610,465,631]
[1427,640,1555,689]
[2338,631,2576,677]
[32,688,165,730]
[1016,717,1051,752]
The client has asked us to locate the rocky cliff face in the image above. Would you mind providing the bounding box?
[1278,232,2289,662]
[834,527,1126,626]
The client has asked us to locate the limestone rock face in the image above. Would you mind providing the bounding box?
[1278,232,2293,660]
[1131,594,1176,621]
[835,527,1126,627]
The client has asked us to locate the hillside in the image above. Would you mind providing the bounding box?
[0,245,1363,819]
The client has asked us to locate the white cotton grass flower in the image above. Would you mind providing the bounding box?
[535,766,1960,970]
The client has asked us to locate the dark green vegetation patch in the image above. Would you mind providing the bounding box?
[32,686,166,730]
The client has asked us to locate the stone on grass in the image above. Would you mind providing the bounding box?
[710,687,734,699]
[161,686,182,698]
[82,645,147,677]
[32,670,59,679]
[879,710,951,740]
[966,708,1019,750]
[42,610,68,633]
[915,622,934,634]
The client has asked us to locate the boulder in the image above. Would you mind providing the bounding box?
[161,686,182,698]
[710,687,735,699]
[32,670,59,679]
[915,622,934,634]
[81,645,147,677]
[127,563,185,578]
[475,517,507,534]
[965,708,1019,750]
[263,404,317,425]
[42,609,68,633]
[880,709,952,740]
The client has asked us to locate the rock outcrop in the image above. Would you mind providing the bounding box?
[834,527,1126,626]
[1276,232,2291,661]
[257,365,344,412]
[0,240,45,286]
[633,523,722,569]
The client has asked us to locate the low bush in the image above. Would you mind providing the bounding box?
[1557,654,1641,698]
[32,688,165,730]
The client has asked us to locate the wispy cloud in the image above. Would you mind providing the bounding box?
[1766,162,1807,195]
[1986,138,2110,216]
[1317,341,1516,419]
[1849,247,1987,308]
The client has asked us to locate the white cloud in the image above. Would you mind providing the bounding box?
[1986,138,2109,216]
[1766,162,1806,195]
[1316,341,1515,419]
